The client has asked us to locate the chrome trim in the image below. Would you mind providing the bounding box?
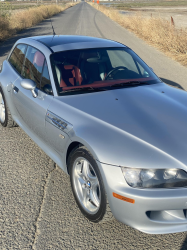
[45,110,73,133]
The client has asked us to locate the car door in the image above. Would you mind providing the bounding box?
[6,44,28,116]
[11,45,53,142]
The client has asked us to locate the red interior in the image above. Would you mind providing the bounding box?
[60,65,83,88]
[33,51,45,67]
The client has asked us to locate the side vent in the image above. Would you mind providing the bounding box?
[45,111,73,133]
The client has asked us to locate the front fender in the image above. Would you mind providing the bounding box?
[69,121,186,172]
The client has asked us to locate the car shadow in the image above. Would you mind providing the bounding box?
[180,236,187,250]
[160,78,184,90]
[0,26,50,60]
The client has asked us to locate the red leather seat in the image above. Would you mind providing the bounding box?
[60,65,83,88]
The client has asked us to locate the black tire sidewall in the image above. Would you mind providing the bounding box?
[68,147,107,223]
[0,87,8,127]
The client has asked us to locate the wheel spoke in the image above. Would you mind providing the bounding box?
[81,160,89,179]
[75,162,83,175]
[78,176,86,186]
[89,175,99,188]
[89,189,100,208]
[82,186,89,206]
[87,166,99,189]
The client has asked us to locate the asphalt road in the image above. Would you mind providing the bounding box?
[1,2,187,250]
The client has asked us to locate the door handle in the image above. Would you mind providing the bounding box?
[13,86,19,93]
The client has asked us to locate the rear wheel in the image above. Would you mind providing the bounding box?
[0,87,17,128]
[68,146,114,223]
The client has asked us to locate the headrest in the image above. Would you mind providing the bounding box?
[33,51,45,67]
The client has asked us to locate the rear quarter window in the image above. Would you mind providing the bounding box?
[9,44,27,75]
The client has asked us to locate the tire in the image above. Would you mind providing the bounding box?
[68,146,114,223]
[0,86,17,128]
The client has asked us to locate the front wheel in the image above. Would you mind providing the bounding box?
[68,146,114,223]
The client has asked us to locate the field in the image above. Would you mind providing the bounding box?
[91,1,187,66]
[106,0,187,9]
[102,0,187,29]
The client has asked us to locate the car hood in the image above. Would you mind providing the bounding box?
[56,82,187,166]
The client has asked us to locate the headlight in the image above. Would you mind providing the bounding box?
[121,167,187,188]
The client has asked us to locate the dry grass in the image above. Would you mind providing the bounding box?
[90,3,187,66]
[0,3,75,42]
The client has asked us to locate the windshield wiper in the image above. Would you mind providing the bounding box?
[110,81,150,88]
[60,87,107,93]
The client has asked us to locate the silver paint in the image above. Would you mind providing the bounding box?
[1,36,187,234]
[21,79,37,98]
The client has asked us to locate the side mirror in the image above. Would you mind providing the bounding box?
[21,79,37,98]
[43,84,53,95]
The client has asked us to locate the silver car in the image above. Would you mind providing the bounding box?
[1,35,187,234]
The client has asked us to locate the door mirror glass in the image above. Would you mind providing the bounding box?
[21,79,37,98]
[41,61,53,95]
[43,84,53,95]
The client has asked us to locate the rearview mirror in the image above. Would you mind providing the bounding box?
[21,79,37,98]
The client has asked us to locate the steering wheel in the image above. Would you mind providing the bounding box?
[105,66,128,80]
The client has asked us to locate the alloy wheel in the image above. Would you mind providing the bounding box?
[0,92,5,123]
[72,157,101,214]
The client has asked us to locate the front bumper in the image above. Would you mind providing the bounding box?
[99,162,187,234]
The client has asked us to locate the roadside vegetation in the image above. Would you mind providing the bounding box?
[0,2,75,42]
[90,3,187,66]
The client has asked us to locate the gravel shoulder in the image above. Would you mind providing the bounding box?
[1,2,187,249]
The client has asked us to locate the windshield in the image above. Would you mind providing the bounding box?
[50,47,161,95]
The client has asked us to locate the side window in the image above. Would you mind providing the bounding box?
[9,44,27,75]
[41,61,51,90]
[22,46,44,88]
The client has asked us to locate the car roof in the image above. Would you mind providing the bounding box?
[29,35,126,53]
